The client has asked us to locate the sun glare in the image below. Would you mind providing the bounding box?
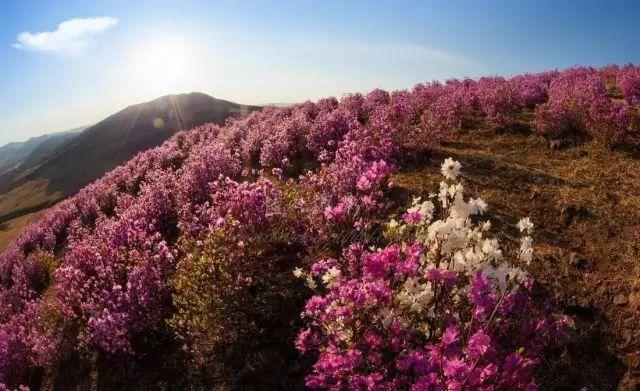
[127,37,196,93]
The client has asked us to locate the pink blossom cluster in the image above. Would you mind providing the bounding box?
[0,93,395,386]
[534,66,633,146]
[618,64,640,106]
[295,160,566,390]
[1,64,636,387]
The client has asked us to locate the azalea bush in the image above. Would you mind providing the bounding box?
[510,72,556,108]
[295,159,565,390]
[475,76,520,128]
[534,66,632,146]
[618,64,640,106]
[0,64,635,388]
[420,79,480,135]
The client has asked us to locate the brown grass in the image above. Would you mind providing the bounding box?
[0,210,43,251]
[392,130,640,390]
[0,178,61,221]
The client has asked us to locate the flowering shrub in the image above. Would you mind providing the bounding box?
[586,97,630,147]
[308,107,360,161]
[1,64,633,387]
[510,72,555,108]
[421,79,480,135]
[533,67,601,140]
[534,66,631,146]
[618,64,640,106]
[475,76,520,128]
[170,224,300,362]
[0,301,58,387]
[56,172,179,354]
[296,159,565,389]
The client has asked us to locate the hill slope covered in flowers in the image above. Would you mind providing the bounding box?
[1,64,639,390]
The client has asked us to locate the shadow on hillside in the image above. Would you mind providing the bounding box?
[420,143,576,185]
[537,300,627,390]
[45,337,194,391]
[614,138,640,159]
[394,148,588,244]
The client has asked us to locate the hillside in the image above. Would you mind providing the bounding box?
[0,127,83,175]
[0,211,41,250]
[0,65,639,390]
[11,126,87,172]
[0,93,259,227]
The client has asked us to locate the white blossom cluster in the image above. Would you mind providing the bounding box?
[397,277,435,314]
[295,158,536,332]
[294,266,318,289]
[388,158,534,304]
[408,197,436,223]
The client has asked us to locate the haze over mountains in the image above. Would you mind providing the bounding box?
[0,92,259,227]
[0,127,86,175]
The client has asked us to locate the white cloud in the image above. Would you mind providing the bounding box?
[12,17,118,55]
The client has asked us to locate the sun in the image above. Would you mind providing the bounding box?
[127,37,196,93]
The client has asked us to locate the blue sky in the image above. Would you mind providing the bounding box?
[1,0,639,145]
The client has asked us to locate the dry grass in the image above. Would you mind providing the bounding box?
[0,178,61,221]
[392,131,640,390]
[0,210,42,251]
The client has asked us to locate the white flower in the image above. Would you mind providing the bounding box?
[441,230,467,255]
[487,263,508,291]
[516,217,534,234]
[305,277,317,289]
[509,266,527,286]
[465,248,483,266]
[398,277,434,313]
[469,198,488,215]
[519,236,534,264]
[450,193,471,220]
[438,181,449,206]
[407,198,435,224]
[378,307,394,329]
[448,183,464,198]
[481,238,502,260]
[453,251,468,272]
[481,221,492,231]
[482,262,527,292]
[321,267,341,287]
[441,157,462,180]
[293,267,304,278]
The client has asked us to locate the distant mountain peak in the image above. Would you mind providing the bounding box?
[0,94,261,223]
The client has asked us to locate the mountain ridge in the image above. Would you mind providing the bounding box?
[0,92,260,224]
[0,127,85,175]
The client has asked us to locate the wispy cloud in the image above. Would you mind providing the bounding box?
[344,43,460,62]
[305,42,478,68]
[12,17,118,55]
